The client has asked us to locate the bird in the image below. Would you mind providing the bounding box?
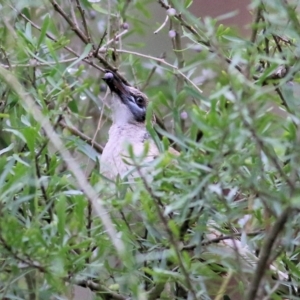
[100,71,162,180]
[100,70,292,299]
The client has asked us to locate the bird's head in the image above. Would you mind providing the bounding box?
[103,71,148,125]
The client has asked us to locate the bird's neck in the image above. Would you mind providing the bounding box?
[108,123,148,141]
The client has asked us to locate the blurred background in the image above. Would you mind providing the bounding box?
[132,0,252,56]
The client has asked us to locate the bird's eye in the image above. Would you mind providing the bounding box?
[135,96,144,107]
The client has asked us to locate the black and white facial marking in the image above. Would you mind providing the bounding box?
[123,90,147,122]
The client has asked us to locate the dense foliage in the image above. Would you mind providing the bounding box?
[1,0,300,299]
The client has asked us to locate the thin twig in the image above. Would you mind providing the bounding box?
[59,120,103,153]
[69,0,80,31]
[171,20,185,93]
[0,235,46,273]
[141,66,157,91]
[99,48,203,95]
[206,230,257,247]
[15,4,120,77]
[95,29,107,56]
[120,0,131,21]
[48,0,130,80]
[75,0,92,43]
[243,119,295,191]
[179,206,197,240]
[157,0,209,46]
[250,5,263,44]
[157,0,247,76]
[0,57,79,68]
[183,230,263,250]
[35,156,53,222]
[141,52,165,90]
[13,8,105,72]
[50,0,88,45]
[154,15,169,34]
[97,30,129,56]
[86,200,92,264]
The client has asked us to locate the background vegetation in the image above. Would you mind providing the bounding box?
[1,0,300,299]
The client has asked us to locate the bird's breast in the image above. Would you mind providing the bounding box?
[100,124,159,179]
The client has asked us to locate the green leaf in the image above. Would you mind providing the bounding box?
[56,195,67,240]
[37,14,50,47]
[63,43,92,75]
[0,158,15,187]
[0,143,14,156]
[184,0,193,8]
[65,136,99,161]
[22,127,37,153]
[3,128,26,143]
[24,21,34,45]
[135,2,151,18]
[91,4,117,16]
[68,99,79,113]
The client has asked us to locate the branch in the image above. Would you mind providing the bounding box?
[245,207,291,300]
[97,30,128,54]
[170,18,185,93]
[48,0,130,84]
[75,279,127,300]
[75,0,92,44]
[35,155,53,222]
[0,57,80,68]
[50,0,88,45]
[157,0,244,75]
[243,119,295,191]
[13,8,105,72]
[183,230,263,250]
[157,0,209,47]
[203,230,262,246]
[99,48,203,95]
[250,5,263,44]
[59,120,103,153]
[0,235,46,273]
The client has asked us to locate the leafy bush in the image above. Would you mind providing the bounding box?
[0,0,300,299]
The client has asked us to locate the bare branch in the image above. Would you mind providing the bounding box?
[75,0,92,44]
[59,120,104,153]
[50,0,88,45]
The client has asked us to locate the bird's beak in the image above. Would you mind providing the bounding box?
[102,71,131,100]
[102,70,147,123]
